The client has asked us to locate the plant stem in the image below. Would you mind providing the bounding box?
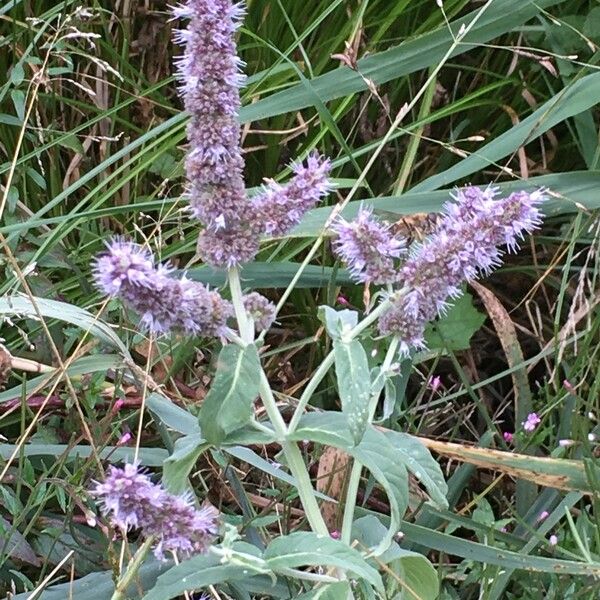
[227,268,329,537]
[288,296,396,433]
[228,266,253,343]
[258,371,329,536]
[340,337,399,544]
[110,537,154,600]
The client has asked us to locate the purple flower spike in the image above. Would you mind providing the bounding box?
[243,292,276,332]
[379,187,544,354]
[173,0,258,267]
[93,463,160,530]
[93,239,232,337]
[253,154,332,237]
[173,2,333,267]
[332,206,407,284]
[93,463,218,560]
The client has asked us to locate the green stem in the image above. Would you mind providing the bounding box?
[227,268,329,537]
[228,266,253,343]
[288,296,396,433]
[340,337,399,544]
[258,371,329,536]
[111,537,154,600]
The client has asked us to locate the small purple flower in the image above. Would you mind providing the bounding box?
[93,463,218,560]
[549,534,558,546]
[93,463,162,531]
[332,206,407,284]
[523,412,541,432]
[149,495,219,560]
[243,292,276,332]
[503,431,514,443]
[93,239,232,337]
[253,154,332,237]
[379,187,544,354]
[537,510,549,522]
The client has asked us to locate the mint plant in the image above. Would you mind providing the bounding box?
[86,2,547,598]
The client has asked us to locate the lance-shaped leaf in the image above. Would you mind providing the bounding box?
[264,532,383,592]
[334,338,371,445]
[199,344,261,445]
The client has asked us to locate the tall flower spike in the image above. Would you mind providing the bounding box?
[93,239,232,336]
[173,0,259,267]
[332,206,407,284]
[173,2,332,266]
[252,154,332,237]
[93,463,219,560]
[379,187,544,354]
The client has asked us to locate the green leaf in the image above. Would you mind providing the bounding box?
[289,413,409,555]
[224,446,334,502]
[352,516,438,600]
[187,262,353,289]
[318,305,358,339]
[162,434,207,494]
[0,295,128,355]
[240,0,563,123]
[10,560,171,600]
[382,430,448,509]
[414,71,600,191]
[334,339,371,444]
[264,532,383,591]
[147,392,200,436]
[0,444,167,466]
[401,521,600,576]
[199,344,261,445]
[294,582,352,599]
[0,515,40,566]
[292,172,600,239]
[0,354,122,405]
[142,547,271,600]
[424,293,486,351]
[10,62,24,85]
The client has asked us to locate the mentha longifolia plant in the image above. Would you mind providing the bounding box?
[91,0,545,597]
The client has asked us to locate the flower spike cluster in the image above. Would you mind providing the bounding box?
[378,187,544,355]
[173,0,257,267]
[93,239,232,337]
[173,0,332,266]
[332,206,407,284]
[93,463,219,560]
[252,154,332,237]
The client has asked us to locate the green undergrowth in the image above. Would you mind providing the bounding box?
[0,0,600,598]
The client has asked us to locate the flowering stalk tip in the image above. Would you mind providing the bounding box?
[93,238,232,337]
[93,463,219,560]
[378,186,544,354]
[173,1,332,267]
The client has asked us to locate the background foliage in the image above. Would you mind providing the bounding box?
[1,0,600,598]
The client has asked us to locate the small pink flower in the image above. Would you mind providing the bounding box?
[336,295,350,306]
[549,534,558,546]
[563,379,575,393]
[537,510,549,522]
[428,376,442,392]
[330,530,340,540]
[111,399,125,414]
[117,432,132,446]
[523,413,541,433]
[503,432,513,443]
